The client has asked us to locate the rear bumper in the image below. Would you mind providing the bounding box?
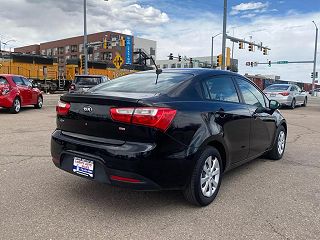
[268,96,292,106]
[51,130,194,190]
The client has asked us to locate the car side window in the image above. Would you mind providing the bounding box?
[203,76,239,103]
[290,86,295,91]
[0,77,8,85]
[22,78,32,87]
[236,77,266,108]
[296,85,301,92]
[12,76,25,86]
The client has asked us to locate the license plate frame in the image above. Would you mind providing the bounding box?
[270,94,276,97]
[72,157,94,178]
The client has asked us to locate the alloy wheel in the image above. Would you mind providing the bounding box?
[200,156,220,198]
[14,99,21,112]
[277,131,286,155]
[38,97,43,108]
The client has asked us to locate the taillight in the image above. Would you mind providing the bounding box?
[110,107,176,132]
[279,92,290,96]
[56,100,70,116]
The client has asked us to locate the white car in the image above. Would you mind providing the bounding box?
[263,84,307,109]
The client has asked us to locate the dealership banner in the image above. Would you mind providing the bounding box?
[125,36,132,65]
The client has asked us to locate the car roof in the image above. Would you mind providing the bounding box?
[268,84,291,86]
[139,68,241,77]
[75,75,105,77]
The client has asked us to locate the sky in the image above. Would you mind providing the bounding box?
[0,0,319,82]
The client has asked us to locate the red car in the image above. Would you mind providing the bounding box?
[0,74,43,113]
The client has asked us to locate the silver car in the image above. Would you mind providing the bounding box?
[263,84,307,109]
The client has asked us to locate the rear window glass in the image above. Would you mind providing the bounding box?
[75,77,101,85]
[0,78,8,85]
[265,85,289,91]
[90,72,192,94]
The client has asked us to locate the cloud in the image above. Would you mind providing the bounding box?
[240,13,257,18]
[231,2,269,15]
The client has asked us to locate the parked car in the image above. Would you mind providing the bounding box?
[69,75,109,93]
[51,69,287,206]
[0,74,43,113]
[263,84,307,109]
[309,88,320,95]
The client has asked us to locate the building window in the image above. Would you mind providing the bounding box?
[177,63,181,68]
[58,47,64,55]
[71,45,78,53]
[163,64,168,69]
[58,57,65,63]
[184,63,188,68]
[46,49,52,56]
[70,55,77,59]
[79,44,83,53]
[65,45,70,54]
[171,64,176,68]
[150,47,156,56]
[41,49,46,55]
[103,52,112,61]
[53,48,58,56]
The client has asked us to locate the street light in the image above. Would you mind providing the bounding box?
[312,21,318,91]
[211,33,223,68]
[83,0,108,74]
[0,39,15,52]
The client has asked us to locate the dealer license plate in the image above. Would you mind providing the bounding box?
[72,157,94,178]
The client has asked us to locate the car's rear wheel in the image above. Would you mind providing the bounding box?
[266,125,286,160]
[10,98,21,114]
[290,98,296,109]
[302,97,307,107]
[34,96,43,109]
[183,147,222,206]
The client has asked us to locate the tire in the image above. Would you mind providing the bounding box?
[10,97,21,114]
[34,95,43,109]
[183,147,222,206]
[290,98,296,109]
[266,125,286,160]
[302,97,307,107]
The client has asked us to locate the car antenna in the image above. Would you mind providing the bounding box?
[150,56,162,84]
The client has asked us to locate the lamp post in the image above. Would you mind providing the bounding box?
[83,0,108,74]
[211,33,223,68]
[312,21,318,91]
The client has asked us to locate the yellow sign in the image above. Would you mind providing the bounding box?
[0,63,2,68]
[113,54,124,70]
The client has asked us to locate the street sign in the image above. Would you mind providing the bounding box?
[246,62,251,66]
[277,61,288,64]
[113,54,124,69]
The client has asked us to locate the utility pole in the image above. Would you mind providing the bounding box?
[221,0,228,70]
[211,33,223,68]
[312,21,318,91]
[84,0,88,74]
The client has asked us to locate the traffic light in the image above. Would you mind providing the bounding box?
[263,48,268,55]
[178,55,182,62]
[216,54,222,67]
[250,62,254,67]
[80,54,85,70]
[169,53,173,60]
[226,47,231,67]
[103,38,107,49]
[239,42,244,49]
[120,37,125,47]
[268,60,272,67]
[311,72,314,78]
[248,43,254,52]
[190,58,193,64]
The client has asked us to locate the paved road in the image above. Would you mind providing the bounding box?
[1,94,319,240]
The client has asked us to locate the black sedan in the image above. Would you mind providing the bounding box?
[51,69,287,206]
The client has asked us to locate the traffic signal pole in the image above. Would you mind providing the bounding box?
[84,0,88,75]
[312,21,318,91]
[221,0,227,70]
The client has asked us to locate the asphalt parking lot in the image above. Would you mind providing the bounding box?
[1,94,319,240]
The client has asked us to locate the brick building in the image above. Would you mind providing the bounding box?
[15,31,156,77]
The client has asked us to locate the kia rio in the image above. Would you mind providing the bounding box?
[51,69,287,206]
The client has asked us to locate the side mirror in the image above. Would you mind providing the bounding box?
[269,100,281,110]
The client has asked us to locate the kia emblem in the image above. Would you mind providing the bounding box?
[83,106,93,112]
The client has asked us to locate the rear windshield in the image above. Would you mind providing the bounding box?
[75,77,101,85]
[0,77,8,85]
[265,85,289,91]
[90,72,192,94]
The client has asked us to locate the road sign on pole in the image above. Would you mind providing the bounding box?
[113,54,124,69]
